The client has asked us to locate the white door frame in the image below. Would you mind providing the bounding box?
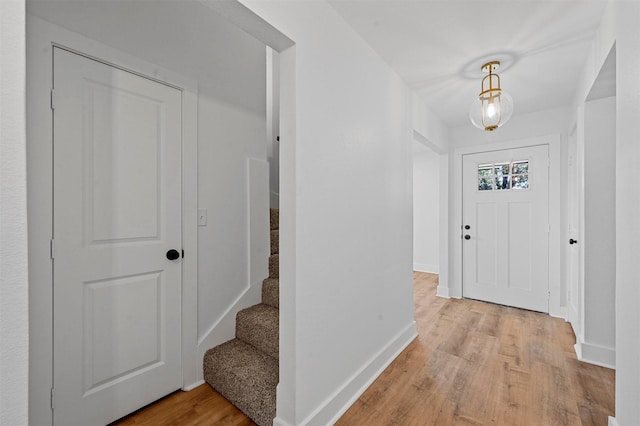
[27,17,199,425]
[450,134,564,318]
[566,121,582,336]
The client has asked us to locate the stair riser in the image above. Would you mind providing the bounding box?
[203,339,278,426]
[236,305,279,360]
[262,279,279,309]
[270,209,279,231]
[269,254,279,279]
[270,230,279,255]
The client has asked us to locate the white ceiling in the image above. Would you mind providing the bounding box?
[27,0,267,114]
[329,0,609,128]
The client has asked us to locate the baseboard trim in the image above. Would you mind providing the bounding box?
[574,340,616,369]
[273,418,293,426]
[608,416,619,426]
[182,379,205,392]
[574,341,582,359]
[413,263,439,274]
[549,306,568,321]
[301,321,418,425]
[436,284,450,299]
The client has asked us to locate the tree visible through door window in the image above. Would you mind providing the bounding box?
[478,160,529,191]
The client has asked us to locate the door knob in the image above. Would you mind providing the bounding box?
[464,225,471,230]
[166,249,180,260]
[464,235,471,240]
[569,238,578,245]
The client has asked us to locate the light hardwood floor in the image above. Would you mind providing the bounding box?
[114,272,614,426]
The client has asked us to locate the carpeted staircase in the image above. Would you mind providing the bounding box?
[203,209,279,426]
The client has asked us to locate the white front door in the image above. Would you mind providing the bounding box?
[53,47,183,425]
[462,145,549,313]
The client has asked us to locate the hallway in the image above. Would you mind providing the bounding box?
[338,272,615,425]
[115,272,614,425]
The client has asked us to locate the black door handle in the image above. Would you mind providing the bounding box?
[464,235,471,240]
[166,249,180,260]
[569,238,578,245]
[464,225,470,230]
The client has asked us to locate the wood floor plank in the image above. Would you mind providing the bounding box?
[114,272,614,426]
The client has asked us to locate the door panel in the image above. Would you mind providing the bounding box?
[89,81,161,242]
[462,145,549,312]
[507,202,531,290]
[475,202,497,285]
[53,47,182,425]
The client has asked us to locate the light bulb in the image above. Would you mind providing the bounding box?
[470,91,513,131]
[486,100,497,118]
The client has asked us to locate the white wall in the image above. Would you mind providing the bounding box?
[581,95,616,367]
[413,143,440,273]
[614,3,640,424]
[230,1,418,424]
[197,93,267,340]
[448,106,570,318]
[572,2,640,423]
[0,1,29,424]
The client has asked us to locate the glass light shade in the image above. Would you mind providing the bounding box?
[469,90,513,131]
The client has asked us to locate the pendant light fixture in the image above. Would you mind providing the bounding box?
[469,61,513,131]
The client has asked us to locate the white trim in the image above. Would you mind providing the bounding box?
[182,380,205,392]
[575,340,616,369]
[449,135,562,316]
[27,16,199,422]
[551,306,568,321]
[197,282,262,347]
[608,416,619,426]
[413,263,439,274]
[301,322,417,426]
[270,190,280,208]
[273,418,294,426]
[181,88,200,390]
[568,297,580,334]
[574,342,583,359]
[436,285,451,299]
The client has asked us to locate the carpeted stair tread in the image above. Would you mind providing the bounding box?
[270,209,279,231]
[236,304,279,359]
[270,229,279,255]
[269,254,279,279]
[262,278,279,309]
[203,338,278,426]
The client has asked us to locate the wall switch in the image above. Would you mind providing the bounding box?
[198,208,207,226]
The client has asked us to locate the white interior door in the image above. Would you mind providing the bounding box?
[462,145,549,313]
[53,47,182,425]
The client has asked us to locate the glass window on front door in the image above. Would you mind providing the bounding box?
[478,160,529,191]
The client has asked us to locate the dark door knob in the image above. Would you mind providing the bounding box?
[464,225,470,230]
[166,249,180,260]
[464,235,471,240]
[569,238,578,245]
